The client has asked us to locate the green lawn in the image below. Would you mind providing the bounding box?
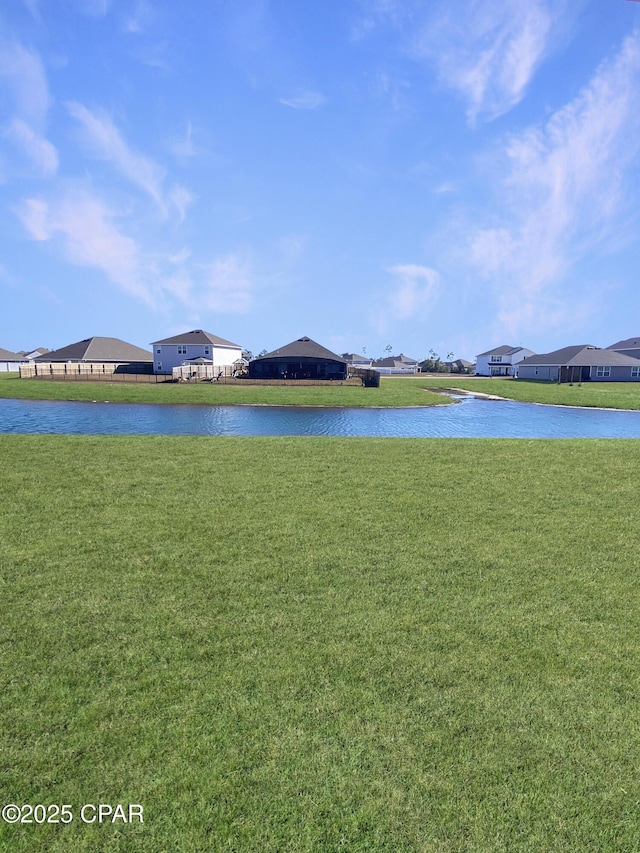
[418,375,640,409]
[0,373,446,408]
[5,372,640,409]
[1,436,640,851]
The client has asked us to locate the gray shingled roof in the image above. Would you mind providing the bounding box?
[34,337,153,362]
[151,329,241,348]
[477,344,526,357]
[607,337,640,351]
[521,345,640,367]
[0,347,23,360]
[374,353,418,366]
[253,336,346,363]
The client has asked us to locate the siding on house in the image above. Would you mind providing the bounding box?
[0,347,26,372]
[475,346,535,376]
[517,345,640,382]
[151,329,242,374]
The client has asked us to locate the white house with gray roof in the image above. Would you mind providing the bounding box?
[151,329,242,375]
[0,347,26,372]
[372,353,419,374]
[517,345,640,382]
[475,345,535,377]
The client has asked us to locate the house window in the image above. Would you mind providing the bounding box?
[596,366,610,378]
[204,347,210,355]
[156,361,162,372]
[177,345,187,355]
[491,355,503,363]
[632,367,640,378]
[156,347,162,354]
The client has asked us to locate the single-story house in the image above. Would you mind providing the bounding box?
[26,337,153,376]
[372,353,419,374]
[0,347,27,372]
[342,353,373,369]
[475,345,535,377]
[33,336,152,364]
[151,329,242,375]
[248,336,348,380]
[517,345,640,382]
[444,358,475,374]
[606,337,640,360]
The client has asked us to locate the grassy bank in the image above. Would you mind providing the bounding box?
[4,372,640,409]
[418,375,640,409]
[0,373,446,408]
[1,436,640,851]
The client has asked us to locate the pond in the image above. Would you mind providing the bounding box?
[1,395,640,438]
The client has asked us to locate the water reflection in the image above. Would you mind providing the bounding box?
[1,396,640,438]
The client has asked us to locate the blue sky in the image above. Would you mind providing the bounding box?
[2,0,640,362]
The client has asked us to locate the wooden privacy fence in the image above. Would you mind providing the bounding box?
[20,363,167,382]
[19,363,381,387]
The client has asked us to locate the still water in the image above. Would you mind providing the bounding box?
[1,396,640,438]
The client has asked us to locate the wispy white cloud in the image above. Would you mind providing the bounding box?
[350,0,407,42]
[66,102,169,209]
[66,102,192,221]
[74,0,112,18]
[467,29,640,337]
[386,263,441,320]
[170,122,198,164]
[168,184,195,224]
[279,90,326,110]
[16,185,252,315]
[433,182,456,195]
[353,0,568,123]
[198,255,254,313]
[5,118,58,176]
[17,190,152,304]
[0,41,50,125]
[21,0,42,23]
[414,0,554,123]
[121,0,154,34]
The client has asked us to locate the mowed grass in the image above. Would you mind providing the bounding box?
[0,373,446,408]
[5,372,640,409]
[418,375,640,409]
[1,436,640,852]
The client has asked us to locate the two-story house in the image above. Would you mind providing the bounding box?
[475,345,535,377]
[151,329,243,375]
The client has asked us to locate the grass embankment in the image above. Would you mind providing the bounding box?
[4,372,640,409]
[418,375,640,409]
[0,373,446,408]
[2,436,640,851]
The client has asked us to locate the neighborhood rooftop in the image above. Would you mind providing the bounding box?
[151,329,241,348]
[520,345,640,367]
[254,336,347,363]
[476,345,529,357]
[0,347,22,360]
[607,337,640,351]
[34,337,152,363]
